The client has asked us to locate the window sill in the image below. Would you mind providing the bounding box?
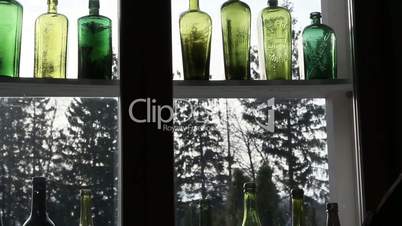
[173,79,352,98]
[0,77,120,97]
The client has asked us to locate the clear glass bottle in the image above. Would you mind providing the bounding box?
[326,203,341,226]
[291,188,304,226]
[260,0,292,80]
[221,0,251,80]
[78,0,112,80]
[0,0,23,77]
[22,177,55,226]
[34,0,68,79]
[302,12,337,80]
[80,189,95,226]
[242,182,262,226]
[179,0,212,80]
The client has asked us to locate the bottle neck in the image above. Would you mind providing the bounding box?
[292,199,304,226]
[48,0,58,14]
[312,17,321,25]
[31,188,47,218]
[189,0,199,11]
[89,0,100,15]
[268,0,278,7]
[89,8,99,15]
[80,195,94,226]
[243,192,257,216]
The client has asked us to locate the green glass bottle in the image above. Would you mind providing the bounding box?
[78,0,112,80]
[260,0,292,80]
[0,0,22,77]
[291,189,305,226]
[326,203,341,226]
[34,0,68,79]
[242,183,262,226]
[179,0,212,80]
[221,0,251,80]
[80,189,94,226]
[302,12,337,80]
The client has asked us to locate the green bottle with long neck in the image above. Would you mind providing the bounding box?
[78,0,113,80]
[80,189,94,226]
[0,0,23,77]
[260,0,292,80]
[221,0,251,80]
[34,0,68,79]
[302,12,337,80]
[179,0,212,80]
[291,189,304,226]
[242,183,262,226]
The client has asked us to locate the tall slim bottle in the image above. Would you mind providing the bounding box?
[34,0,68,79]
[302,12,337,80]
[242,182,262,226]
[291,188,304,226]
[260,0,292,80]
[221,0,251,80]
[0,0,22,77]
[78,0,112,80]
[80,189,94,226]
[179,0,212,80]
[326,203,340,226]
[22,177,55,226]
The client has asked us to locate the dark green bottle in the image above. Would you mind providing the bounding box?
[326,203,340,226]
[221,0,251,80]
[179,0,212,80]
[291,189,304,226]
[0,0,22,77]
[242,183,262,226]
[260,0,292,80]
[22,177,55,226]
[199,199,211,226]
[302,12,336,80]
[78,0,112,80]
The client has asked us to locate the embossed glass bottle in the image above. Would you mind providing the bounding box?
[291,189,305,226]
[221,0,251,80]
[179,0,212,80]
[302,12,336,80]
[260,0,292,80]
[242,183,262,226]
[34,0,68,79]
[78,0,112,80]
[0,0,22,77]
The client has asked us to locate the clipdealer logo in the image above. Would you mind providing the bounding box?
[128,98,275,132]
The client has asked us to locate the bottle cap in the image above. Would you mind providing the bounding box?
[89,0,100,9]
[32,177,46,190]
[291,188,304,199]
[243,182,257,192]
[326,203,339,211]
[310,12,322,19]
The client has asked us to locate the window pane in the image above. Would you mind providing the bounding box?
[0,97,119,226]
[174,98,328,226]
[172,0,321,80]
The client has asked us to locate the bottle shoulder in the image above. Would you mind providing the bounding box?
[0,0,23,9]
[303,23,335,35]
[221,0,250,11]
[79,14,111,22]
[36,12,68,22]
[261,6,290,16]
[180,9,211,21]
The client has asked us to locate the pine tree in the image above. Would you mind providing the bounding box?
[174,99,227,208]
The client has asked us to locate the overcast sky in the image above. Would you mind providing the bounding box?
[172,0,321,80]
[18,0,119,79]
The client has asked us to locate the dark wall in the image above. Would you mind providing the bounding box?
[354,0,402,221]
[120,0,174,226]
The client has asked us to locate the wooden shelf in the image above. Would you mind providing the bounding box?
[0,77,119,97]
[173,79,353,98]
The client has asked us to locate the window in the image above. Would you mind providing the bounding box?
[172,0,360,226]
